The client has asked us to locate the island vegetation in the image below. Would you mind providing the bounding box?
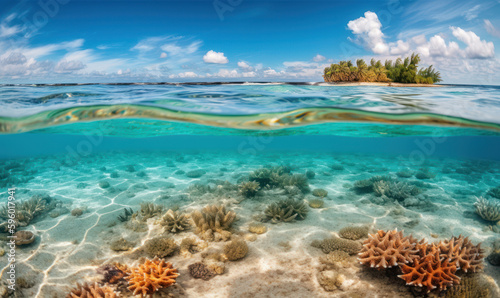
[323,53,442,84]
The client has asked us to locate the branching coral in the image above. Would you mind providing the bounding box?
[359,230,485,294]
[474,196,500,222]
[239,181,260,198]
[358,230,419,268]
[125,257,179,297]
[117,208,134,222]
[248,166,309,193]
[135,202,164,221]
[160,209,190,233]
[142,237,177,258]
[398,245,460,292]
[373,181,422,201]
[191,205,236,234]
[67,282,117,298]
[264,199,308,223]
[339,226,369,240]
[0,194,57,227]
[353,176,392,193]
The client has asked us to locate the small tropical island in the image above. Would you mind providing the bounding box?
[323,53,442,86]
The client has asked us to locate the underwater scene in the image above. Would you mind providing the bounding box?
[0,83,499,297]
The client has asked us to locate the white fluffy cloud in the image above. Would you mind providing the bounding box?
[203,50,228,64]
[237,61,253,71]
[160,52,167,58]
[347,11,388,54]
[348,11,495,60]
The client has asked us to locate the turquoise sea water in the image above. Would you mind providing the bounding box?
[0,83,499,297]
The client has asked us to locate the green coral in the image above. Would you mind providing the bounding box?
[223,239,248,261]
[474,196,500,222]
[160,209,190,233]
[142,237,177,258]
[264,199,308,223]
[239,181,260,198]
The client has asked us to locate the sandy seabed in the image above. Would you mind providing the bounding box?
[0,151,499,297]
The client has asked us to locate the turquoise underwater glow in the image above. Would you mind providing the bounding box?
[0,83,499,297]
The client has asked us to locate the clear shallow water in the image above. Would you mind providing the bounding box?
[0,84,499,297]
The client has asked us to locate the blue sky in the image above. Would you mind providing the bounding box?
[0,0,499,84]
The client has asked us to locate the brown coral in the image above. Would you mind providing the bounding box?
[160,209,190,233]
[125,257,179,297]
[191,205,236,234]
[67,282,117,298]
[314,237,362,255]
[437,235,484,273]
[398,245,460,292]
[358,229,419,269]
[188,262,214,280]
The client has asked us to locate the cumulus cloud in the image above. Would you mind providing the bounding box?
[347,11,388,54]
[237,61,253,71]
[203,50,228,64]
[312,54,326,62]
[3,52,27,65]
[451,26,495,59]
[177,71,198,78]
[160,52,167,58]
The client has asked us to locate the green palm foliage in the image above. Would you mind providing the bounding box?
[324,53,441,84]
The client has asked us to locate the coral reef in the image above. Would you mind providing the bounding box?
[238,181,260,198]
[487,186,500,199]
[312,237,362,255]
[443,274,492,298]
[415,168,436,180]
[320,250,350,266]
[97,264,128,284]
[359,230,485,293]
[353,175,392,193]
[396,169,413,178]
[188,262,214,280]
[248,166,309,193]
[191,205,236,234]
[117,208,134,222]
[142,237,177,258]
[308,198,324,208]
[487,252,500,266]
[264,199,308,223]
[71,208,85,217]
[160,209,190,233]
[186,169,206,178]
[223,239,248,261]
[312,189,328,198]
[179,237,206,257]
[339,226,369,240]
[125,257,179,297]
[358,230,418,269]
[474,196,500,222]
[248,223,267,234]
[67,282,117,298]
[0,194,57,227]
[373,180,422,201]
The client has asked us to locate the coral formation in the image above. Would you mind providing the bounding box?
[312,189,328,198]
[97,264,128,284]
[313,236,362,255]
[67,282,117,298]
[71,208,84,217]
[0,194,57,227]
[160,209,190,233]
[188,262,214,280]
[248,223,267,234]
[248,166,309,193]
[191,205,236,234]
[179,237,206,257]
[110,238,135,252]
[443,274,491,298]
[223,239,248,261]
[358,230,419,268]
[264,199,308,223]
[415,168,436,180]
[339,226,369,240]
[308,198,324,208]
[238,181,260,198]
[135,202,164,221]
[359,230,485,293]
[396,169,413,178]
[353,176,392,193]
[125,257,179,297]
[320,250,350,266]
[14,230,35,245]
[117,208,134,222]
[398,246,460,292]
[142,237,177,258]
[373,180,422,201]
[487,186,500,199]
[474,196,500,222]
[317,270,345,291]
[186,169,206,178]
